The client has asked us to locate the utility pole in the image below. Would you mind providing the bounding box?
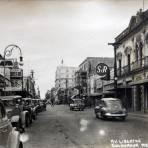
[65,78,68,104]
[108,42,121,98]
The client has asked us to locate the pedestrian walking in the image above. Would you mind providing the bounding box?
[50,98,55,107]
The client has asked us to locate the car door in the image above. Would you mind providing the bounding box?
[0,101,11,148]
[94,100,102,113]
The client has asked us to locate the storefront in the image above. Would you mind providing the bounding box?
[130,72,148,113]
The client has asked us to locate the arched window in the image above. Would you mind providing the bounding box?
[117,52,122,76]
[125,46,132,72]
[135,43,139,61]
[139,42,143,60]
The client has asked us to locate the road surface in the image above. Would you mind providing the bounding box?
[24,105,148,148]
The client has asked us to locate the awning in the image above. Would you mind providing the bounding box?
[117,85,132,89]
[0,95,22,101]
[88,93,102,97]
[88,91,115,97]
[129,79,148,86]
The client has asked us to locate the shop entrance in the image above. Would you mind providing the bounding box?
[136,85,142,111]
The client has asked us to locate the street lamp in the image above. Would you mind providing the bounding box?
[3,44,23,96]
[108,42,121,97]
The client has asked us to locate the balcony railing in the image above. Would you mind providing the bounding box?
[117,56,148,77]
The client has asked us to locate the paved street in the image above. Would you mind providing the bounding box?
[24,105,148,148]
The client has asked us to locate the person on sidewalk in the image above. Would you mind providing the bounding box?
[50,98,55,107]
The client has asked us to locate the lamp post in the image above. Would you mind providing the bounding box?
[3,44,23,96]
[108,42,121,97]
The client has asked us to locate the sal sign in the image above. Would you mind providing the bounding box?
[96,63,109,76]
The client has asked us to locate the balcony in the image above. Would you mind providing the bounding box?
[117,56,148,77]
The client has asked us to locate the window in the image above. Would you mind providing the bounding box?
[127,54,131,71]
[119,59,121,76]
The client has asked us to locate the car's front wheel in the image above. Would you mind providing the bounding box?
[25,115,29,127]
[19,141,23,148]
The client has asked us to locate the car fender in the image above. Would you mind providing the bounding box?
[21,111,29,125]
[7,127,20,148]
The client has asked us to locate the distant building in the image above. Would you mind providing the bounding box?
[55,65,78,104]
[55,66,78,89]
[79,57,114,95]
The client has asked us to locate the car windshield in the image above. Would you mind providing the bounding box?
[74,99,82,104]
[105,100,122,110]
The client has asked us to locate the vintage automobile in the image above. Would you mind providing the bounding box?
[39,100,47,112]
[1,95,30,131]
[0,99,23,148]
[94,98,127,121]
[32,99,40,115]
[69,99,85,111]
[22,98,37,122]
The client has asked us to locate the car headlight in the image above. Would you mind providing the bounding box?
[122,108,127,113]
[102,107,110,112]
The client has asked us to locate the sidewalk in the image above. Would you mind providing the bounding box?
[128,111,148,119]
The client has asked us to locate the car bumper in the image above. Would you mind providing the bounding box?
[71,106,84,109]
[105,113,127,117]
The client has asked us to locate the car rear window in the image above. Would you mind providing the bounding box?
[106,100,122,109]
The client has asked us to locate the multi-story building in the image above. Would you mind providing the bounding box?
[75,70,87,95]
[55,65,78,103]
[114,9,148,112]
[79,57,114,95]
[55,66,78,89]
[0,56,36,98]
[77,57,114,106]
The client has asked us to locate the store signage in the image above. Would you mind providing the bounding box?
[134,73,144,82]
[96,63,110,76]
[0,59,14,68]
[10,69,23,78]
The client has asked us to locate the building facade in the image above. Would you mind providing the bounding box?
[55,66,78,89]
[55,66,78,103]
[0,56,36,98]
[79,57,114,95]
[115,9,148,112]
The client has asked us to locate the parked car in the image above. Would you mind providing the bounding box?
[0,99,23,148]
[41,100,47,111]
[69,99,85,111]
[94,98,127,121]
[1,95,30,131]
[32,99,40,115]
[22,98,37,122]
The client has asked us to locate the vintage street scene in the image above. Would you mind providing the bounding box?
[1,0,148,148]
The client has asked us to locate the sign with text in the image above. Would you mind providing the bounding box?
[96,63,109,76]
[0,59,14,68]
[10,68,23,78]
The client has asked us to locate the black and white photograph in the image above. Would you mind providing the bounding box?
[1,0,148,148]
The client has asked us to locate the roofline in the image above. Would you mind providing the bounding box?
[79,57,114,67]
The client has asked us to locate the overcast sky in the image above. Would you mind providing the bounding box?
[0,0,148,98]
